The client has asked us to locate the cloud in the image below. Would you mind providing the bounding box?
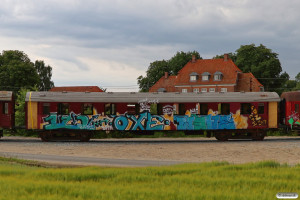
[0,0,300,90]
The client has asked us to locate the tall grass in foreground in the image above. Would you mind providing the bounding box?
[0,159,299,200]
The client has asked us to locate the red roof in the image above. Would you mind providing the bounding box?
[149,76,176,92]
[49,86,104,92]
[174,58,241,86]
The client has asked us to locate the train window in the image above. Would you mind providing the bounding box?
[220,103,230,115]
[127,104,140,115]
[105,103,116,115]
[57,103,69,115]
[200,104,208,115]
[179,103,185,115]
[83,104,93,115]
[157,104,163,115]
[241,103,251,114]
[2,102,8,114]
[43,103,50,115]
[258,103,265,114]
[296,104,299,113]
[150,103,157,114]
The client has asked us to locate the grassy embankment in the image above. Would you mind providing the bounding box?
[0,157,299,200]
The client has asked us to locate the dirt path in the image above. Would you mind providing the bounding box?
[1,136,300,166]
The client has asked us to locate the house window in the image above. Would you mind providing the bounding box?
[213,71,223,81]
[202,75,209,81]
[209,88,215,92]
[57,103,69,115]
[190,75,197,81]
[214,74,222,81]
[220,103,230,115]
[182,89,188,93]
[2,103,8,114]
[105,103,116,115]
[201,88,207,92]
[258,103,265,114]
[241,103,251,114]
[43,103,50,115]
[200,104,208,115]
[83,103,93,115]
[193,88,199,93]
[220,88,227,92]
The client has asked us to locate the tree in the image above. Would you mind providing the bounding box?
[137,51,202,91]
[235,44,288,93]
[293,72,300,90]
[213,53,237,63]
[35,60,54,91]
[0,50,39,93]
[0,50,54,93]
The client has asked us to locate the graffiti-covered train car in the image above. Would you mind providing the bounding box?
[280,91,300,130]
[25,91,280,141]
[0,91,15,137]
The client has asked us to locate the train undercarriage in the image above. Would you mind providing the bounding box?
[38,129,267,142]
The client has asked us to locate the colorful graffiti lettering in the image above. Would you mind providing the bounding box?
[249,106,266,127]
[138,99,159,112]
[42,109,257,131]
[43,111,170,131]
[288,111,300,129]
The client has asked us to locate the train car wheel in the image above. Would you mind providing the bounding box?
[79,132,91,142]
[252,131,265,141]
[215,132,229,141]
[40,132,53,142]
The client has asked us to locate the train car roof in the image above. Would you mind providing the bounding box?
[281,91,300,102]
[0,91,13,101]
[25,91,281,103]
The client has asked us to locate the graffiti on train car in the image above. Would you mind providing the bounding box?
[288,111,300,129]
[42,108,266,131]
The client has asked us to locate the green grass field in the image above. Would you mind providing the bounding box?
[0,157,299,200]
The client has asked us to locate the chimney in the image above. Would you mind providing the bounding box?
[192,55,196,63]
[224,54,229,61]
[164,72,169,79]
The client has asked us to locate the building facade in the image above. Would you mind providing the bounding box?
[149,54,263,93]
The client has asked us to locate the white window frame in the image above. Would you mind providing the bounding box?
[190,75,197,81]
[193,88,199,93]
[209,88,215,92]
[214,74,222,81]
[201,88,207,92]
[202,75,209,81]
[182,89,188,93]
[220,88,227,92]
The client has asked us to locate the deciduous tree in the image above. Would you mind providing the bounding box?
[137,51,202,91]
[35,60,54,91]
[235,44,288,92]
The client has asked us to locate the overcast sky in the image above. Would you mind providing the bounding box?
[1,0,299,91]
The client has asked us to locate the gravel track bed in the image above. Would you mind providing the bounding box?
[1,136,300,166]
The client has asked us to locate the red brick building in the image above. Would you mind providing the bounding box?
[149,54,263,93]
[49,86,104,92]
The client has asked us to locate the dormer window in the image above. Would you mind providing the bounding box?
[201,72,211,81]
[189,72,198,82]
[214,71,223,81]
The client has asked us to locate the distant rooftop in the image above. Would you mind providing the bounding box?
[49,86,104,92]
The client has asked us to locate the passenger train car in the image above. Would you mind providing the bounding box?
[280,91,300,130]
[24,91,281,141]
[0,91,15,137]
